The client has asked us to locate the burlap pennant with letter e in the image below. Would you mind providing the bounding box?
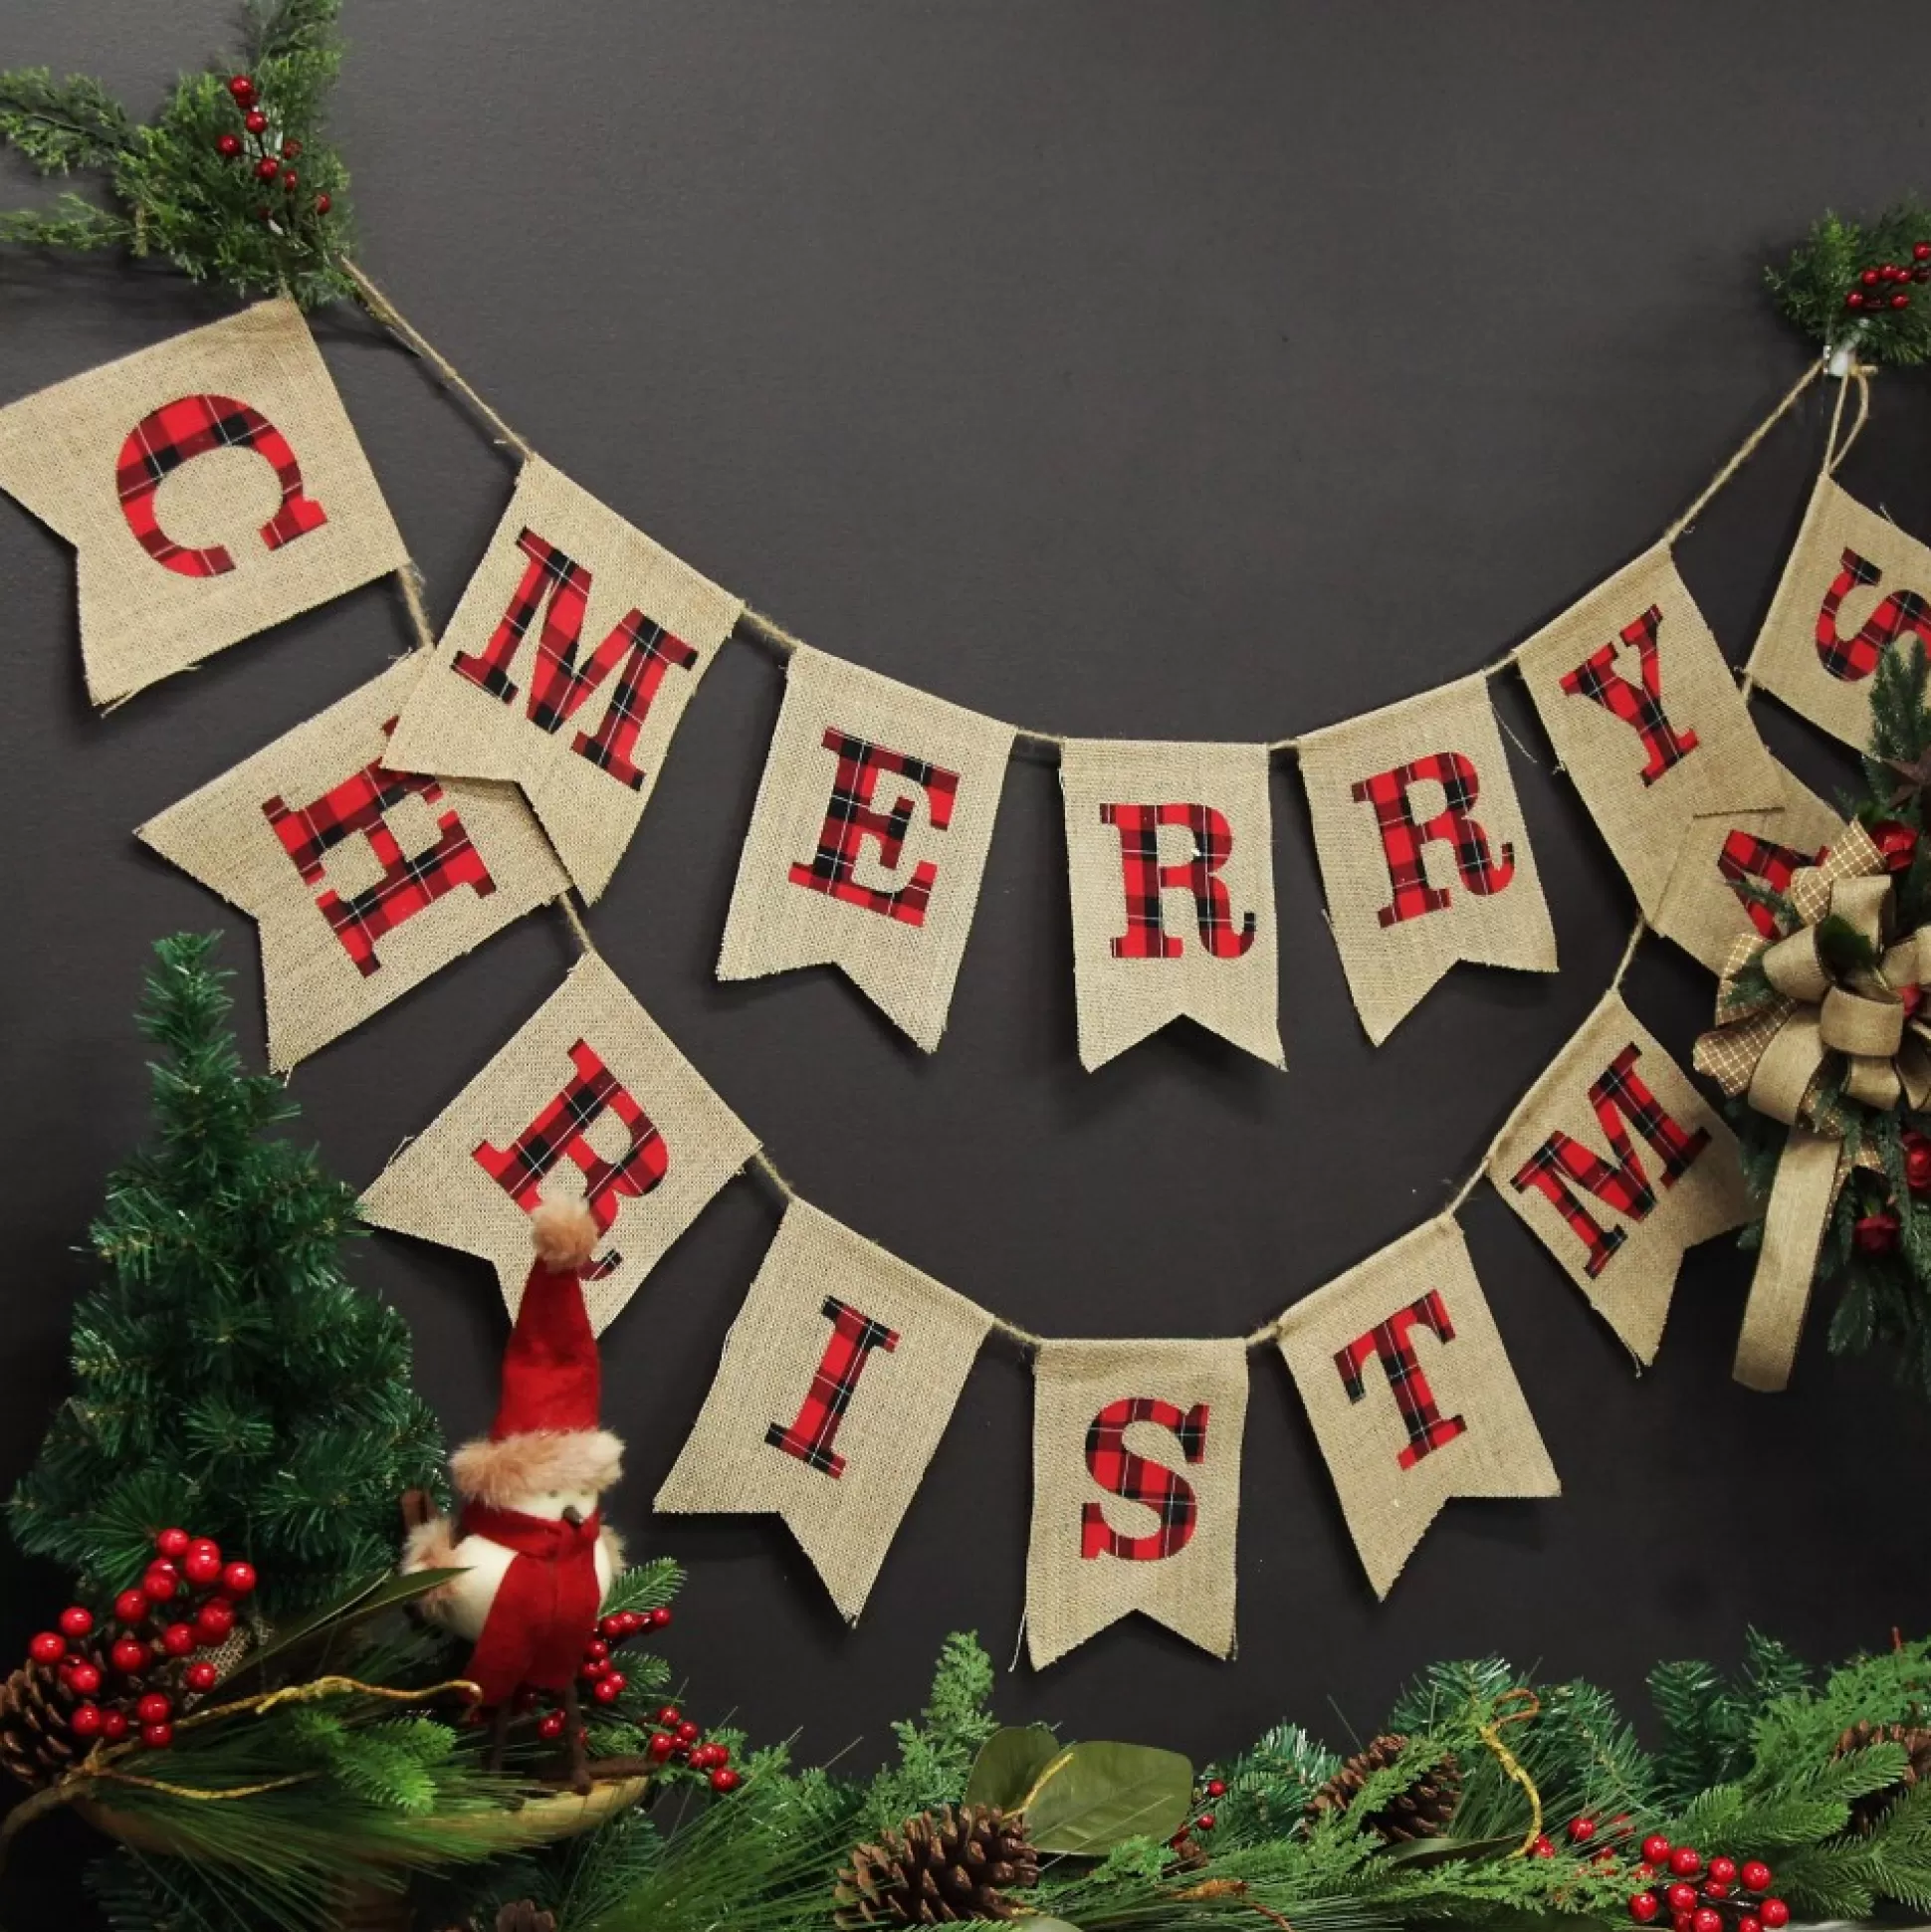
[654,1199,991,1619]
[1300,675,1557,1044]
[138,656,567,1071]
[359,952,758,1333]
[1488,992,1747,1364]
[0,300,405,707]
[718,646,1015,1050]
[1516,544,1782,916]
[1276,1216,1559,1598]
[1745,474,1931,751]
[1059,740,1283,1069]
[387,457,743,902]
[1025,1339,1247,1668]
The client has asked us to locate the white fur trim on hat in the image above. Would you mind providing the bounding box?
[449,1427,625,1508]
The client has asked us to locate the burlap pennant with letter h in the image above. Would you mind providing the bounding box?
[654,1199,992,1620]
[1300,675,1557,1044]
[718,646,1015,1050]
[1277,1216,1559,1598]
[138,656,568,1071]
[387,457,744,902]
[1487,991,1747,1364]
[1025,1339,1247,1668]
[1059,740,1283,1070]
[0,300,406,707]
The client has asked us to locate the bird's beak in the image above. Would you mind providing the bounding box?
[561,1504,582,1527]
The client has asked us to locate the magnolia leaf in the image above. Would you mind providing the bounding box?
[1023,1741,1193,1855]
[220,1567,468,1689]
[1379,1831,1522,1868]
[967,1726,1063,1811]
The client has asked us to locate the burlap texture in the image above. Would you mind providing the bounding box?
[0,300,405,707]
[137,656,566,1071]
[717,646,1015,1050]
[1276,1216,1559,1599]
[1487,992,1747,1364]
[1300,674,1557,1045]
[1058,740,1283,1070]
[386,457,742,902]
[1025,1338,1246,1668]
[1745,474,1931,751]
[653,1199,991,1620]
[359,952,757,1334]
[1516,544,1782,915]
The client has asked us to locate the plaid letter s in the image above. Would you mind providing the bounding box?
[1334,1289,1467,1471]
[788,730,961,927]
[1351,751,1515,928]
[1080,1396,1209,1562]
[1813,546,1931,685]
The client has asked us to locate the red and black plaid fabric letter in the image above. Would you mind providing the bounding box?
[1559,605,1700,785]
[787,729,961,926]
[116,393,327,578]
[1334,1289,1467,1471]
[765,1298,900,1479]
[261,719,495,977]
[1080,1396,1209,1562]
[1509,1042,1711,1277]
[1100,803,1257,960]
[1351,751,1514,928]
[1814,546,1931,685]
[1717,829,1825,940]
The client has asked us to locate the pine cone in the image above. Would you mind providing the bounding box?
[1305,1734,1461,1844]
[834,1804,1040,1925]
[1833,1719,1931,1833]
[494,1907,556,1932]
[0,1648,97,1790]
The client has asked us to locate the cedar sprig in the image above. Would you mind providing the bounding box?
[1768,200,1931,366]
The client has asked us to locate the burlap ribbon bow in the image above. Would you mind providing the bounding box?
[1692,821,1931,1391]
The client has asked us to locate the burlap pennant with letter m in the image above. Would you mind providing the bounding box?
[138,656,567,1071]
[1025,1339,1247,1668]
[387,457,743,902]
[718,646,1015,1050]
[1277,1216,1559,1599]
[1059,740,1283,1070]
[0,300,405,707]
[655,1199,992,1620]
[360,952,757,1333]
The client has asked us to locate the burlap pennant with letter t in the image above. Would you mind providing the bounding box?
[0,300,405,706]
[655,1199,992,1620]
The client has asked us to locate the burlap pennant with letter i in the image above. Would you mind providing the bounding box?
[1487,992,1747,1364]
[1300,675,1557,1045]
[138,656,567,1071]
[718,646,1016,1050]
[359,952,758,1334]
[654,1199,992,1620]
[1516,544,1783,916]
[386,457,743,902]
[1276,1217,1559,1599]
[1745,473,1931,751]
[1025,1339,1247,1668]
[0,300,406,707]
[1059,740,1283,1070]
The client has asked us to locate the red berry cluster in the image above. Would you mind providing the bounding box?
[646,1702,739,1793]
[1530,1814,1633,1863]
[1845,242,1931,314]
[210,74,331,222]
[1627,1835,1789,1932]
[1168,1776,1227,1851]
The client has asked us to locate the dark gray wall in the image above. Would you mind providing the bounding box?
[6,0,1931,1916]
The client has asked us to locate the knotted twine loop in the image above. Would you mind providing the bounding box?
[1477,1688,1545,1859]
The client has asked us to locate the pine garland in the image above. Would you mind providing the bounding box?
[1768,200,1931,365]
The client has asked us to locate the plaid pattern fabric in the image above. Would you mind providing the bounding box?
[764,1296,900,1479]
[1079,1395,1209,1561]
[786,728,961,927]
[1099,802,1258,960]
[261,718,496,978]
[1558,605,1699,787]
[116,392,327,578]
[1717,828,1825,940]
[451,527,700,791]
[1350,751,1515,929]
[1815,545,1931,684]
[1510,1042,1712,1278]
[1334,1289,1468,1472]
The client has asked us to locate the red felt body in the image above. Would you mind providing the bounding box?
[457,1502,603,1705]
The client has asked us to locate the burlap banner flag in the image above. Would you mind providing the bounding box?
[1059,740,1283,1069]
[655,1199,992,1620]
[1516,544,1783,916]
[360,952,757,1333]
[1745,473,1931,751]
[1276,1217,1559,1598]
[718,646,1015,1050]
[0,300,406,707]
[1300,675,1557,1045]
[138,656,567,1070]
[1487,992,1747,1364]
[1025,1339,1247,1668]
[387,457,743,902]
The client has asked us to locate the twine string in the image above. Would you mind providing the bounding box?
[1659,354,1828,544]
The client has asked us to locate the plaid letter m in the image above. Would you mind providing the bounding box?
[1335,1289,1467,1471]
[766,1298,900,1478]
[1080,1396,1209,1562]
